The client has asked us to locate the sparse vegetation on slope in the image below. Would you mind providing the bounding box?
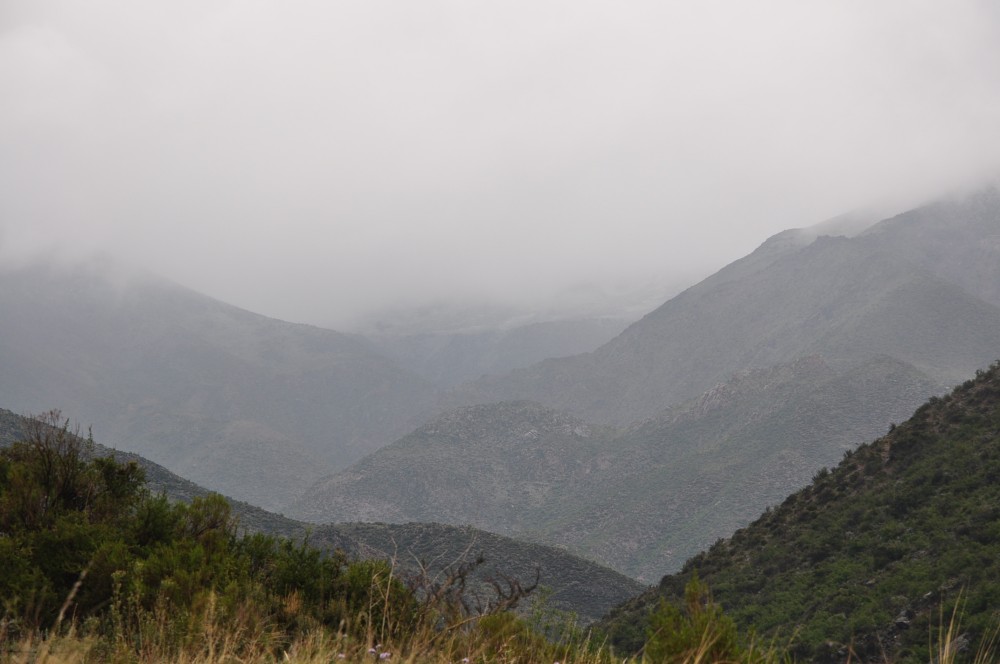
[290,355,940,580]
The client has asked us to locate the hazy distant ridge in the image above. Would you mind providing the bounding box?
[0,263,437,509]
[446,189,1000,424]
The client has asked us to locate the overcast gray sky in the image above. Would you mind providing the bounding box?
[3,1,1000,328]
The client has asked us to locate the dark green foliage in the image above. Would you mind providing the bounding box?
[0,413,146,624]
[0,412,416,650]
[604,361,1000,663]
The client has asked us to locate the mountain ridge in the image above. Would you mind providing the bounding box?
[444,190,1000,425]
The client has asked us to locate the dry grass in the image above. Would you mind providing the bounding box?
[931,593,1000,664]
[4,575,997,664]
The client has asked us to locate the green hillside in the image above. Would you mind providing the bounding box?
[602,361,1000,662]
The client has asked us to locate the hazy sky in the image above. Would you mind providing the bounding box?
[3,1,1000,328]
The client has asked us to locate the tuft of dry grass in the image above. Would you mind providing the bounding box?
[930,593,1000,664]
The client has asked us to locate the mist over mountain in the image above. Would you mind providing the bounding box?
[291,187,1000,580]
[365,318,632,389]
[0,261,437,510]
[446,189,1000,424]
[353,277,689,388]
[0,257,689,511]
[7,3,1000,658]
[3,184,999,590]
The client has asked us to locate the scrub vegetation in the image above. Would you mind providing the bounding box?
[0,412,748,663]
[604,362,1000,662]
[6,362,1000,662]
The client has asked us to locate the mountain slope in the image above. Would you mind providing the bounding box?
[0,261,437,509]
[528,355,941,578]
[860,186,1000,309]
[289,401,615,528]
[602,361,1000,662]
[0,407,645,622]
[447,189,1000,425]
[364,316,632,388]
[289,355,941,580]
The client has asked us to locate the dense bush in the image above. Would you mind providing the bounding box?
[0,412,418,654]
[644,574,744,663]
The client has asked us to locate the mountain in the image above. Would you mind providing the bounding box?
[289,355,941,580]
[288,401,616,528]
[353,276,696,389]
[309,522,647,622]
[602,361,1000,662]
[859,187,1000,309]
[0,261,437,510]
[446,188,1000,425]
[363,317,632,388]
[290,188,1000,580]
[0,407,646,622]
[523,355,940,578]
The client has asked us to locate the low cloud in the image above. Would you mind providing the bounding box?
[3,0,999,327]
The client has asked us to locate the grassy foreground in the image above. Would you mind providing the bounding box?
[3,602,994,664]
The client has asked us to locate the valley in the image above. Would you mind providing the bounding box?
[3,186,1000,661]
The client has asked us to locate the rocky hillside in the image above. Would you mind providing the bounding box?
[289,355,941,580]
[289,401,614,530]
[602,361,1000,662]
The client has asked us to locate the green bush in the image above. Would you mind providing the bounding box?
[0,412,420,651]
[644,574,744,663]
